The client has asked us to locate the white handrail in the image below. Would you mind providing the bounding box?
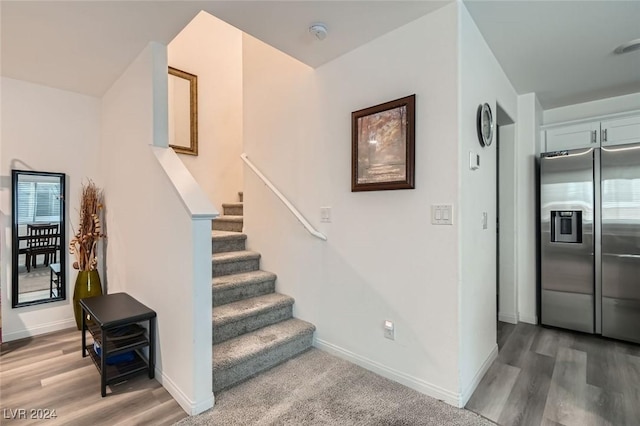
[241,153,327,241]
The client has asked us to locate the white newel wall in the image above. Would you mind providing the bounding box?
[0,77,101,341]
[243,4,462,405]
[458,4,518,403]
[168,11,243,212]
[101,42,216,415]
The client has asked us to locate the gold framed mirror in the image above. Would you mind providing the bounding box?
[168,66,198,155]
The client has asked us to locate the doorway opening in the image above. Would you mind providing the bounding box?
[496,104,515,349]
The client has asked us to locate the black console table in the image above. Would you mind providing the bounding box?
[80,292,156,397]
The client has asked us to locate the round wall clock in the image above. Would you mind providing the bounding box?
[476,103,494,147]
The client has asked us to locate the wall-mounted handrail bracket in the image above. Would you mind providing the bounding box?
[241,153,327,241]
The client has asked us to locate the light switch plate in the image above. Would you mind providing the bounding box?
[320,207,332,223]
[431,205,453,225]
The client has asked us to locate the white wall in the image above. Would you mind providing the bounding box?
[243,4,463,405]
[458,3,518,403]
[543,92,640,124]
[0,77,101,341]
[101,42,215,415]
[516,93,542,325]
[498,124,517,324]
[168,11,243,211]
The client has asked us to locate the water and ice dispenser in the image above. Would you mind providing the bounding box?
[551,211,582,243]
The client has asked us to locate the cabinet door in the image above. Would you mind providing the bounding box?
[545,121,599,152]
[601,115,640,147]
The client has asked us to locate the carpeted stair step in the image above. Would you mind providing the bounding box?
[222,202,243,216]
[212,318,315,392]
[213,270,276,307]
[212,230,247,254]
[212,215,243,232]
[213,293,294,344]
[213,251,260,277]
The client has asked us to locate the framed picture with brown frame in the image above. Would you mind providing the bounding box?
[168,66,198,155]
[351,94,415,192]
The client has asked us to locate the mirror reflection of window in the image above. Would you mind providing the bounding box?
[12,171,66,307]
[17,180,61,224]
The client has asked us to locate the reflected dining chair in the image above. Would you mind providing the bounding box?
[25,223,59,272]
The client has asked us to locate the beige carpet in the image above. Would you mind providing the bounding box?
[176,348,494,426]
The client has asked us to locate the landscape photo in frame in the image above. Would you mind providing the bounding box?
[351,94,415,191]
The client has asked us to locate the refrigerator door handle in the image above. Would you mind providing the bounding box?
[603,253,640,259]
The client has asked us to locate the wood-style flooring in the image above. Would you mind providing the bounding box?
[0,328,187,425]
[467,321,640,426]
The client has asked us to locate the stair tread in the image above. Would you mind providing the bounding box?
[212,250,260,263]
[213,270,276,289]
[214,215,243,223]
[222,202,243,207]
[213,293,293,326]
[213,318,315,371]
[212,230,246,240]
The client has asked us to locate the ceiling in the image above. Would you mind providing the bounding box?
[464,0,640,109]
[1,1,639,109]
[0,1,450,97]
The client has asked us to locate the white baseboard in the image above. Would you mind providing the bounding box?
[155,368,214,415]
[498,312,518,324]
[3,318,77,342]
[460,344,498,407]
[314,338,460,407]
[518,313,538,325]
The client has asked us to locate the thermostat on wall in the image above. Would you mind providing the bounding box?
[469,152,480,170]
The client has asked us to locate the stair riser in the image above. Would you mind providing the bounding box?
[213,259,259,277]
[213,280,275,307]
[212,221,243,232]
[223,205,243,216]
[213,333,313,392]
[214,305,293,344]
[212,238,246,254]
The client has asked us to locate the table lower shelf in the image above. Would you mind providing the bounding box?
[85,345,149,385]
[87,323,149,356]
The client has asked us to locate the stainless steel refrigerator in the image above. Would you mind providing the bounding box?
[540,143,640,344]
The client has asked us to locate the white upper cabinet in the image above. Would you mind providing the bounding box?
[544,112,640,152]
[600,115,640,147]
[545,121,600,152]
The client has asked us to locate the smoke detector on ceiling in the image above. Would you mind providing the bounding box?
[614,38,640,54]
[309,23,328,41]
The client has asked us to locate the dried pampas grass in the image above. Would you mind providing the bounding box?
[69,181,105,271]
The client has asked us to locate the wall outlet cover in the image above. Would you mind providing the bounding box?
[384,320,395,340]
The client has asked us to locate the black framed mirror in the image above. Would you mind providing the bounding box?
[12,170,66,307]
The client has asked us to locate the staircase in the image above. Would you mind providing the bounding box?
[211,192,315,392]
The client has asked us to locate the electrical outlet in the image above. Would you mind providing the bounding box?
[384,320,395,340]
